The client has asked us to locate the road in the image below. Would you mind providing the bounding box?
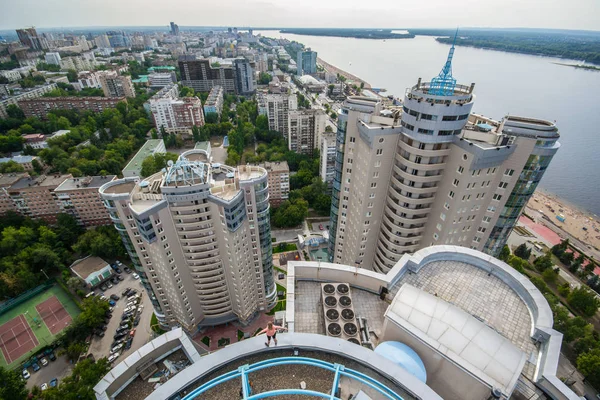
[271,227,304,243]
[86,270,153,365]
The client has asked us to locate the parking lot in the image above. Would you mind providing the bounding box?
[25,353,71,390]
[86,269,153,367]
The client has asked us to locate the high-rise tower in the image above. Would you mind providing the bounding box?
[328,41,560,272]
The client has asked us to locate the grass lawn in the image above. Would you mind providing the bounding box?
[218,338,230,347]
[201,336,210,347]
[273,243,297,254]
[237,329,244,341]
[0,285,80,369]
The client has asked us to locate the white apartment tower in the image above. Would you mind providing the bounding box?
[328,44,560,273]
[258,93,298,137]
[288,109,326,156]
[99,152,276,331]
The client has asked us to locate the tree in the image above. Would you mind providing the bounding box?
[514,243,531,260]
[0,160,25,173]
[534,251,554,272]
[542,267,558,285]
[43,358,110,400]
[205,112,219,124]
[498,245,510,262]
[66,69,78,83]
[258,72,271,84]
[568,287,600,317]
[0,366,27,400]
[577,348,600,389]
[67,276,82,292]
[179,86,195,97]
[140,152,179,177]
[6,104,25,119]
[325,125,333,133]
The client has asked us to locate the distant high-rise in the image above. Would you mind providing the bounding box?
[287,109,326,156]
[44,52,61,66]
[148,84,205,135]
[98,71,136,98]
[327,44,560,271]
[16,27,48,50]
[170,22,180,36]
[233,58,255,95]
[178,56,235,93]
[257,93,297,137]
[297,48,317,76]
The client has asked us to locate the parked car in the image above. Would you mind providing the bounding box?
[132,273,140,280]
[110,294,120,301]
[116,327,129,334]
[108,300,116,307]
[111,263,118,271]
[120,321,130,329]
[95,331,105,338]
[32,362,40,372]
[22,369,30,380]
[117,275,124,281]
[116,261,123,267]
[110,277,119,284]
[122,288,132,296]
[41,383,48,391]
[121,314,131,321]
[49,378,58,388]
[111,343,123,353]
[100,325,108,331]
[99,295,107,301]
[113,333,126,341]
[108,353,120,363]
[133,317,140,327]
[115,267,122,274]
[123,267,131,274]
[106,282,113,289]
[100,284,108,291]
[125,338,133,350]
[48,352,56,361]
[40,357,48,367]
[123,306,135,313]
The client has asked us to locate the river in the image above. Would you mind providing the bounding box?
[255,31,600,216]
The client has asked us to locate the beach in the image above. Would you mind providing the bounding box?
[317,57,371,89]
[526,190,600,256]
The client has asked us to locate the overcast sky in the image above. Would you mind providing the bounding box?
[1,0,599,31]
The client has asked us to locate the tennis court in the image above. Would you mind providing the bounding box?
[0,284,80,368]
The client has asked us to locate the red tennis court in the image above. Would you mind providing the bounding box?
[36,296,72,335]
[0,315,39,364]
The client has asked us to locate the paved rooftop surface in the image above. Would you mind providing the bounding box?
[71,256,109,279]
[123,139,164,173]
[103,181,136,195]
[55,175,116,191]
[396,260,538,379]
[294,282,388,346]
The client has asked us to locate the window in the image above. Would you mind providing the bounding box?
[433,233,439,240]
[418,128,434,135]
[453,179,460,187]
[369,193,375,198]
[492,194,502,201]
[482,216,491,223]
[473,236,482,243]
[374,160,381,167]
[504,168,515,176]
[378,138,384,143]
[421,113,437,121]
[349,137,356,143]
[368,202,373,208]
[442,115,458,121]
[415,156,422,164]
[498,181,509,189]
[448,191,455,198]
[487,205,496,213]
[444,202,450,210]
[370,182,377,188]
[440,213,446,221]
[376,149,383,155]
[373,172,379,178]
[366,212,372,217]
[477,227,487,233]
[436,223,442,231]
[457,166,464,174]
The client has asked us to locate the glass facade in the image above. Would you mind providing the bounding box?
[328,113,347,261]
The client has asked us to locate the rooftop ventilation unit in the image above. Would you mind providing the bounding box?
[321,283,359,345]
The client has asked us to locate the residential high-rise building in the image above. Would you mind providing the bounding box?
[257,93,297,137]
[148,84,205,135]
[99,71,136,98]
[327,44,560,272]
[99,155,276,331]
[233,58,255,95]
[288,109,326,156]
[259,161,289,206]
[296,48,317,76]
[95,34,111,49]
[148,72,176,88]
[16,27,48,50]
[18,96,125,119]
[320,131,336,190]
[178,56,235,93]
[170,22,180,36]
[44,52,61,66]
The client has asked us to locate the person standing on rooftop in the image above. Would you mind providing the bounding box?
[256,321,287,347]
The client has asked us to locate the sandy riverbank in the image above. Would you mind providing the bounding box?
[317,57,372,89]
[527,190,600,251]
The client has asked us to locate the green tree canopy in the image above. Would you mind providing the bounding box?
[140,152,179,177]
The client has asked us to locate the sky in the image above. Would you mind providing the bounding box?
[0,0,599,31]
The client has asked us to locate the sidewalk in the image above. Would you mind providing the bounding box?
[192,313,275,352]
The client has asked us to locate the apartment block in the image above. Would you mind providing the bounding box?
[260,161,289,206]
[257,93,297,137]
[320,131,336,190]
[44,52,61,66]
[288,109,326,156]
[18,96,125,119]
[0,83,58,119]
[99,71,136,98]
[233,58,255,95]
[122,139,166,178]
[0,155,43,171]
[203,86,224,117]
[99,154,276,331]
[54,175,116,226]
[78,71,103,89]
[328,46,560,272]
[297,48,317,76]
[60,56,93,72]
[148,72,176,88]
[148,84,205,135]
[6,174,72,224]
[178,56,235,93]
[0,173,28,215]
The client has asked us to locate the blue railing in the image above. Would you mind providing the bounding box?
[181,356,404,400]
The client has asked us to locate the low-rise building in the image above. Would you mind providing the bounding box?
[18,96,125,119]
[148,72,176,88]
[0,172,28,214]
[22,133,47,149]
[122,139,166,178]
[99,71,136,98]
[203,85,223,117]
[0,70,23,82]
[70,256,113,288]
[54,175,116,226]
[260,161,289,206]
[6,174,71,223]
[0,155,42,171]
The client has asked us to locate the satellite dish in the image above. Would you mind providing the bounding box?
[167,160,174,167]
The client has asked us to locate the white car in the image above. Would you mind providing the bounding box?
[123,306,135,313]
[116,261,123,266]
[22,369,30,380]
[40,357,48,366]
[108,353,120,363]
[132,273,140,280]
[41,383,48,391]
[110,343,123,353]
[107,282,113,289]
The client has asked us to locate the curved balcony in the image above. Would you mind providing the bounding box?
[395,154,446,172]
[385,198,431,216]
[182,242,218,252]
[397,139,452,157]
[383,203,428,224]
[390,175,438,195]
[204,305,232,315]
[382,210,426,233]
[177,225,214,236]
[379,223,423,246]
[198,286,229,298]
[388,188,435,207]
[392,165,442,184]
[202,298,231,308]
[187,254,220,264]
[175,211,211,220]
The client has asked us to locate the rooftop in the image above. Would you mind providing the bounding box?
[122,139,165,173]
[0,155,36,164]
[55,175,116,191]
[10,174,70,190]
[0,172,28,187]
[70,256,110,280]
[260,161,289,173]
[102,180,136,195]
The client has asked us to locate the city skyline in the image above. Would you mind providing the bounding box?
[1,0,600,31]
